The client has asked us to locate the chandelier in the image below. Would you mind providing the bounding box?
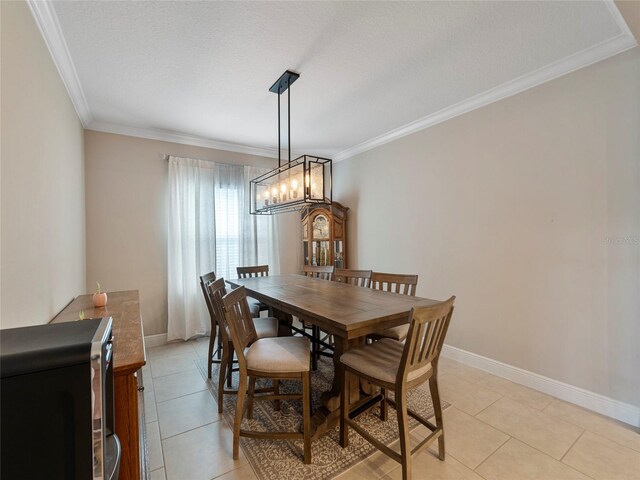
[250,70,332,215]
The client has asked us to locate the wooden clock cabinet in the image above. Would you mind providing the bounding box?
[301,202,348,268]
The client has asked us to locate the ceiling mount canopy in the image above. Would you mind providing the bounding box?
[250,70,332,215]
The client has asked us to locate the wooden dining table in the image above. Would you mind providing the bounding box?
[226,273,440,439]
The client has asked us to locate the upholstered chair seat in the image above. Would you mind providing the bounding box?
[245,337,311,373]
[253,317,279,339]
[248,300,261,318]
[340,338,432,384]
[377,324,410,342]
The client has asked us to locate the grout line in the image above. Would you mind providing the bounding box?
[472,395,503,417]
[154,387,210,405]
[149,365,200,380]
[159,419,220,442]
[462,397,593,470]
[472,434,511,472]
[470,414,595,478]
[541,401,640,454]
[559,431,599,480]
[560,429,585,462]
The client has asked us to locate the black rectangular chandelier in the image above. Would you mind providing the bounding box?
[250,70,332,215]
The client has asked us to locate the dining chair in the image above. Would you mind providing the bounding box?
[334,269,372,288]
[236,265,271,314]
[208,278,280,412]
[222,286,313,464]
[339,296,455,480]
[301,264,336,369]
[369,272,419,342]
[199,271,222,379]
[237,264,270,278]
[302,264,335,280]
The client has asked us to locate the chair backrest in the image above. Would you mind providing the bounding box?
[207,277,231,344]
[302,265,335,280]
[399,296,455,384]
[370,272,418,296]
[221,286,258,368]
[334,269,372,288]
[237,265,269,278]
[199,271,217,329]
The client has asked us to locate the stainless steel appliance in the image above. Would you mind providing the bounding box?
[1,317,121,479]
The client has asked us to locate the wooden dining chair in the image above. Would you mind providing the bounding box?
[222,286,313,464]
[237,264,270,278]
[339,297,455,480]
[199,271,222,379]
[369,272,419,342]
[208,278,280,413]
[334,269,372,288]
[237,265,270,314]
[302,264,335,280]
[301,264,336,369]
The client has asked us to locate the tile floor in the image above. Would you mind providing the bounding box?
[144,338,640,480]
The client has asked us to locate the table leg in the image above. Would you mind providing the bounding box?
[272,307,293,337]
[310,335,363,440]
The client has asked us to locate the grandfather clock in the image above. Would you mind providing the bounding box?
[301,202,348,268]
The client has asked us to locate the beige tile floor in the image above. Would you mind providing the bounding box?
[144,339,640,480]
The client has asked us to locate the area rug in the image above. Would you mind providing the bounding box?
[196,356,449,480]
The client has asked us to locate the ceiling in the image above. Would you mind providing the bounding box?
[34,1,636,160]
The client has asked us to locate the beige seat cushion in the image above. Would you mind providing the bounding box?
[245,336,311,373]
[248,301,261,318]
[253,317,279,339]
[375,324,410,342]
[340,338,432,384]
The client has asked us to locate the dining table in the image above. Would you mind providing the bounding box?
[226,273,440,439]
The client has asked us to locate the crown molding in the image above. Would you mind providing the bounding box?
[27,0,91,127]
[87,121,281,159]
[334,1,637,163]
[29,0,636,161]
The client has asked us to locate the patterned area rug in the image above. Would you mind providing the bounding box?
[196,356,449,480]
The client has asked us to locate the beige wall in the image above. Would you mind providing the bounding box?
[84,130,299,336]
[334,18,640,406]
[0,1,86,328]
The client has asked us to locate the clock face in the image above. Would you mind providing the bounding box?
[312,215,329,239]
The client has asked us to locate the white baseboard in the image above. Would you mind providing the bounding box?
[441,344,640,428]
[144,333,168,349]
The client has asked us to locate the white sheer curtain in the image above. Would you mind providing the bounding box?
[167,156,279,341]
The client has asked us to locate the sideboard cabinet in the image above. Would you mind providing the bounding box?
[52,290,148,480]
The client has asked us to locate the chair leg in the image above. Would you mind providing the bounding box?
[233,371,247,460]
[217,345,230,414]
[379,387,388,421]
[273,380,280,411]
[302,372,312,464]
[429,375,445,460]
[227,345,234,388]
[247,376,256,420]
[207,326,216,379]
[396,386,412,480]
[339,369,350,448]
